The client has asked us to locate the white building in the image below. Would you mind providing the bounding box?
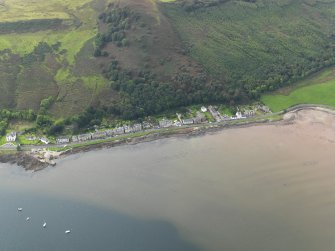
[40,137,50,144]
[201,106,207,113]
[72,135,79,142]
[56,137,70,144]
[6,132,16,142]
[77,134,92,142]
[113,127,125,135]
[133,123,142,132]
[159,119,173,128]
[105,130,114,137]
[236,112,243,119]
[124,125,133,134]
[92,131,107,140]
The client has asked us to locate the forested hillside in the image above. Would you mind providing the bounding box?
[162,0,335,98]
[0,0,335,123]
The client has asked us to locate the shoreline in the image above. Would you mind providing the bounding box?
[0,105,333,171]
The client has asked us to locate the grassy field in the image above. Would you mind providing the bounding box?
[0,0,97,61]
[0,0,108,117]
[261,67,335,112]
[0,0,91,22]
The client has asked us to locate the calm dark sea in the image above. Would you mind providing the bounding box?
[0,190,199,251]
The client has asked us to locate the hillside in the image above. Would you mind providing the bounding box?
[0,0,335,124]
[162,0,335,97]
[92,0,226,119]
[0,0,105,116]
[0,0,228,121]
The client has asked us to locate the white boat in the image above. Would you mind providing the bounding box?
[18,208,23,212]
[26,217,30,221]
[43,222,47,228]
[65,230,71,234]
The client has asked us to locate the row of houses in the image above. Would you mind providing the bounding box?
[6,132,51,145]
[232,110,256,120]
[4,105,271,146]
[56,124,144,144]
[208,105,270,121]
[182,112,207,125]
[26,135,50,144]
[159,119,174,128]
[159,111,207,128]
[232,107,268,120]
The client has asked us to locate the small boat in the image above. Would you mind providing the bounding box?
[18,208,23,212]
[43,222,47,228]
[26,217,30,221]
[65,230,71,234]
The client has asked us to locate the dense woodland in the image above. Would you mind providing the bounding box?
[94,6,229,120]
[163,0,335,101]
[94,6,138,56]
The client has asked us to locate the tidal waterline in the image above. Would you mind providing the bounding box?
[1,109,335,251]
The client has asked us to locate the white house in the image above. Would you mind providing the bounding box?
[201,106,207,112]
[56,137,70,144]
[72,135,79,142]
[77,134,92,142]
[113,127,125,135]
[133,123,142,132]
[236,112,243,119]
[6,132,16,142]
[40,137,50,144]
[124,125,133,134]
[91,131,107,140]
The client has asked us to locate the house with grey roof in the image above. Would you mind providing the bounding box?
[113,127,125,135]
[243,110,256,118]
[124,125,133,134]
[194,112,206,124]
[159,119,173,128]
[56,137,70,144]
[182,119,194,125]
[77,133,92,142]
[208,106,222,122]
[132,123,142,132]
[6,132,16,142]
[92,131,107,140]
[105,130,114,137]
[142,122,153,129]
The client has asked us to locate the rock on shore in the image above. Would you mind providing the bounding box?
[0,152,49,171]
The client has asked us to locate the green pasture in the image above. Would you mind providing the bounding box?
[261,68,335,112]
